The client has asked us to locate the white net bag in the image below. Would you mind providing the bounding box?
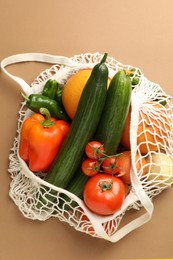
[1,53,173,243]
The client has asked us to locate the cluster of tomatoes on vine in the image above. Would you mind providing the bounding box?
[81,141,128,215]
[81,140,122,177]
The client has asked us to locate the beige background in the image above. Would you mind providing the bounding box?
[0,0,173,259]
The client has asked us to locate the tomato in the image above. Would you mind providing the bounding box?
[83,174,126,215]
[85,141,104,159]
[117,151,132,184]
[56,120,70,140]
[81,158,100,176]
[118,151,148,184]
[102,156,120,175]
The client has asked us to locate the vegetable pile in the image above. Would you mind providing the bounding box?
[19,53,173,217]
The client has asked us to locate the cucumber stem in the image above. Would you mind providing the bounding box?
[100,53,108,63]
[125,70,133,76]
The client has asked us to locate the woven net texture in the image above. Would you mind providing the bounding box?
[8,53,173,242]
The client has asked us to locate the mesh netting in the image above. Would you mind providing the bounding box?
[8,53,173,242]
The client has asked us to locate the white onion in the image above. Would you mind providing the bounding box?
[146,153,173,187]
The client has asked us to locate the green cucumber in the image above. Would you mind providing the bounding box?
[95,69,132,155]
[44,54,108,189]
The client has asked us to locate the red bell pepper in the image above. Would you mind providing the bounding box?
[19,108,69,172]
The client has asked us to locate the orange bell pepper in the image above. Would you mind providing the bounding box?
[19,108,69,172]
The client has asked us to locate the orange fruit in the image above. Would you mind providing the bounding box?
[137,102,171,154]
[62,69,92,119]
[117,151,148,184]
[121,102,171,154]
[135,152,149,177]
[62,69,111,119]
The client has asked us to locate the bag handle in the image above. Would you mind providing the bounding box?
[130,91,153,219]
[0,53,79,95]
[109,91,154,241]
[104,92,154,242]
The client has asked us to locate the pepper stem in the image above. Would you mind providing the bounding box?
[21,92,30,102]
[100,53,108,64]
[39,107,55,128]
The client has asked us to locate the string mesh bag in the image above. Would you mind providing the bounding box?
[1,52,173,243]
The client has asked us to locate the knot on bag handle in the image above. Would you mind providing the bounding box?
[0,53,80,96]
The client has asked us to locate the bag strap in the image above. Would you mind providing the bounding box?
[0,53,79,95]
[130,91,154,219]
[109,92,154,241]
[104,92,154,242]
